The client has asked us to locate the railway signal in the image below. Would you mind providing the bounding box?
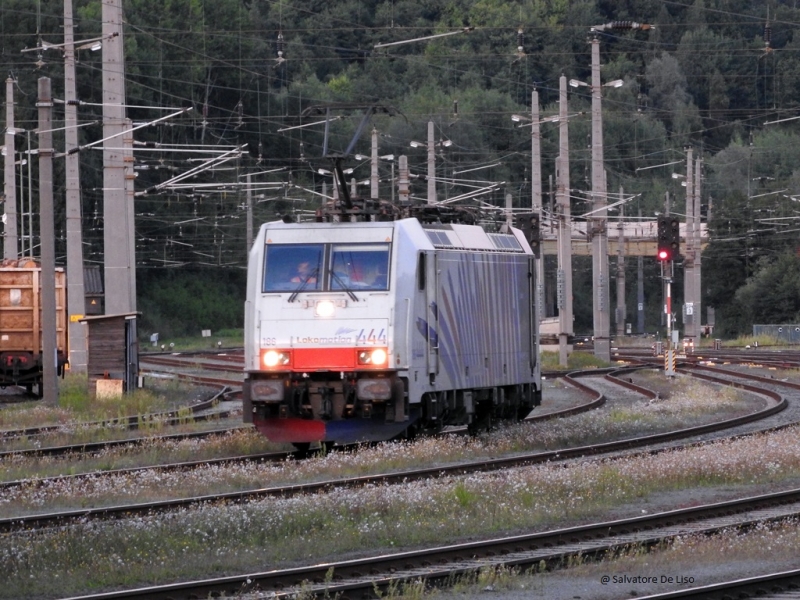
[656,215,680,261]
[518,212,541,258]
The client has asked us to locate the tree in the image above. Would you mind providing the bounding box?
[732,251,800,331]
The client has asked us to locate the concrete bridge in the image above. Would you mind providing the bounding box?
[540,220,708,256]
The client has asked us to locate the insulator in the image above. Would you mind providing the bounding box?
[764,24,772,43]
[517,27,524,52]
[596,21,651,31]
[453,99,458,116]
[276,31,284,55]
[598,274,606,311]
[235,101,243,128]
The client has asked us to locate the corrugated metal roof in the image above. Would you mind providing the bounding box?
[83,266,104,295]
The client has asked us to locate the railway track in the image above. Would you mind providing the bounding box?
[0,359,605,462]
[1,365,785,534]
[6,352,800,598]
[139,351,244,388]
[0,352,246,450]
[0,372,600,489]
[0,385,237,448]
[60,485,800,600]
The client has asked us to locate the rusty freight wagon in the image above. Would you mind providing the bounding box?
[0,259,68,396]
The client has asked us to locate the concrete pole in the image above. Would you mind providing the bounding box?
[246,173,253,251]
[693,156,702,346]
[398,155,410,204]
[37,77,58,404]
[4,78,18,260]
[64,0,88,373]
[505,193,513,228]
[616,188,626,338]
[637,207,644,334]
[547,173,556,317]
[557,75,573,367]
[124,118,137,295]
[426,120,435,204]
[683,148,695,343]
[102,0,136,314]
[370,127,379,200]
[531,90,545,321]
[590,36,610,361]
[25,132,33,257]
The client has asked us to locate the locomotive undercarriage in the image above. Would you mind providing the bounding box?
[246,374,540,445]
[249,372,407,424]
[419,383,539,434]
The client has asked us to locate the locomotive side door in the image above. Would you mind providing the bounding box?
[528,255,538,371]
[421,250,439,381]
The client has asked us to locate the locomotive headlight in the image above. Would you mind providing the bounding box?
[315,300,335,317]
[262,350,290,368]
[371,348,388,365]
[358,348,388,366]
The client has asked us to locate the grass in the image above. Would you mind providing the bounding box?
[0,372,247,457]
[140,328,243,352]
[719,333,786,348]
[0,373,204,431]
[0,376,758,506]
[0,428,279,483]
[429,519,800,599]
[0,374,781,599]
[5,420,800,598]
[540,350,612,371]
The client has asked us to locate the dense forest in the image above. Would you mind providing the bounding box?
[2,0,800,339]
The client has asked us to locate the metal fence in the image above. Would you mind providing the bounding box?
[752,324,800,344]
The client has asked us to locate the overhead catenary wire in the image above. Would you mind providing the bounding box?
[4,1,792,274]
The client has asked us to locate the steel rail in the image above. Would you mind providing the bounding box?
[60,486,800,600]
[1,369,784,535]
[628,568,800,599]
[0,386,232,444]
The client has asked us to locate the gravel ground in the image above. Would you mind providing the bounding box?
[7,362,800,599]
[431,368,800,600]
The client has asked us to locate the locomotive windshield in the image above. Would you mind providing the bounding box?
[330,244,390,291]
[263,244,323,292]
[262,242,390,293]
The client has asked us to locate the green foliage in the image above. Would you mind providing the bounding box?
[59,373,92,413]
[733,251,800,327]
[453,482,478,508]
[137,269,245,338]
[4,1,800,336]
[540,350,612,371]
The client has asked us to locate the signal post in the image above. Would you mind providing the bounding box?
[657,214,680,378]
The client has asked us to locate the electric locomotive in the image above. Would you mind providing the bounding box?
[243,205,542,448]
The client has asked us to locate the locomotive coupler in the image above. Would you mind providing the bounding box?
[317,386,333,419]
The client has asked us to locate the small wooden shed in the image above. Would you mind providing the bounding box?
[78,313,139,396]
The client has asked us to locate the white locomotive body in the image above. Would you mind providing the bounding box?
[243,217,541,446]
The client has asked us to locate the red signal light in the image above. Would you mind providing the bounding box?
[656,214,679,262]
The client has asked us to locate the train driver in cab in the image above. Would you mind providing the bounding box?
[291,260,317,284]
